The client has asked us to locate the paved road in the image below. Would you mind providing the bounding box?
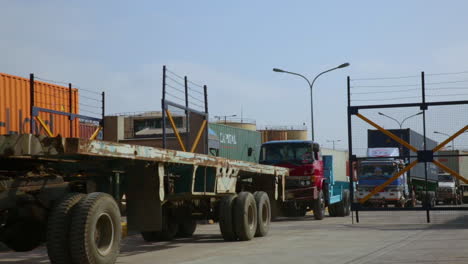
[1,211,468,264]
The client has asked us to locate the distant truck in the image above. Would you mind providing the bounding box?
[259,140,351,220]
[435,150,468,204]
[436,173,463,205]
[356,148,410,207]
[361,129,439,207]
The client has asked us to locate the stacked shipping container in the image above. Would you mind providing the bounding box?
[0,73,80,137]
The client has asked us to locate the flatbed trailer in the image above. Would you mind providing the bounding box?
[0,134,288,264]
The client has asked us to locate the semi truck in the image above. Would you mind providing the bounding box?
[0,134,288,264]
[355,148,411,207]
[259,140,351,220]
[356,129,439,207]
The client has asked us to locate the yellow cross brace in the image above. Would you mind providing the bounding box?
[35,116,54,137]
[433,160,468,184]
[165,109,187,152]
[89,126,102,140]
[356,113,418,153]
[190,119,207,153]
[433,125,468,152]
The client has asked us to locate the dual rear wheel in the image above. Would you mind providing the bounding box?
[47,192,121,264]
[219,191,271,241]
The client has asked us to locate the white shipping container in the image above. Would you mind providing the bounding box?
[321,148,349,182]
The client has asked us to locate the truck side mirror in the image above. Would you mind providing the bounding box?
[247,147,253,157]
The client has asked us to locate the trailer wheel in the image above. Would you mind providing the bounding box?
[141,231,159,242]
[234,192,257,241]
[219,194,238,241]
[313,190,325,220]
[2,219,43,252]
[253,192,270,237]
[47,193,85,264]
[177,220,197,238]
[141,210,179,241]
[70,192,121,264]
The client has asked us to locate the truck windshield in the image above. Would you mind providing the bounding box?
[259,143,313,165]
[359,164,396,180]
[438,174,453,182]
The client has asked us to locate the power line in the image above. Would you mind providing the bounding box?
[34,76,69,85]
[426,93,468,97]
[80,109,102,116]
[165,69,185,80]
[188,86,204,95]
[351,75,420,81]
[166,91,185,102]
[165,83,186,94]
[426,70,468,76]
[351,84,420,88]
[80,95,102,102]
[79,102,102,109]
[74,86,102,95]
[188,79,204,89]
[351,88,419,95]
[352,96,421,102]
[165,75,186,88]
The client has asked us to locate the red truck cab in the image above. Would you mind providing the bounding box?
[259,140,327,219]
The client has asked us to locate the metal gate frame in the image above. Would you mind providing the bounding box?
[347,72,468,223]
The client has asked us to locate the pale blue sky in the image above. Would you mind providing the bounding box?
[2,0,468,149]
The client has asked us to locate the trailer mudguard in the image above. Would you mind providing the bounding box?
[126,161,162,232]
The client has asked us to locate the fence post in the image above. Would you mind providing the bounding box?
[101,91,105,140]
[29,73,35,134]
[421,71,431,223]
[347,76,357,223]
[69,83,73,137]
[185,76,189,149]
[204,85,208,154]
[162,65,167,149]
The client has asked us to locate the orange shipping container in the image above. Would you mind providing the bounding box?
[0,72,80,137]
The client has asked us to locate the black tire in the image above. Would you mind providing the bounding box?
[141,209,178,242]
[177,220,197,238]
[219,194,237,241]
[141,231,159,242]
[323,183,330,206]
[47,193,85,264]
[343,190,351,216]
[3,219,44,252]
[328,203,337,217]
[70,192,121,264]
[233,192,257,241]
[313,190,325,220]
[253,192,271,237]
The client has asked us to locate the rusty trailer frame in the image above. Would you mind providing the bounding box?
[0,134,287,239]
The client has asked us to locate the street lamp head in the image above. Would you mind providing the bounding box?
[378,112,384,116]
[434,131,441,134]
[337,63,350,69]
[273,68,285,73]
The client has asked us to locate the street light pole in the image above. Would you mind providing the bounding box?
[378,112,423,129]
[434,131,454,151]
[214,114,237,124]
[327,139,341,150]
[273,63,350,141]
